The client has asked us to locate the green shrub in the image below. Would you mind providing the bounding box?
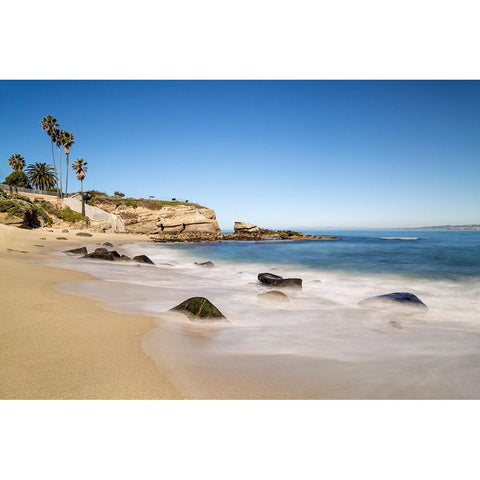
[124,198,138,209]
[58,207,84,223]
[4,171,30,188]
[0,191,40,227]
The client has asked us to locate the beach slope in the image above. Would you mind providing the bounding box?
[0,225,181,399]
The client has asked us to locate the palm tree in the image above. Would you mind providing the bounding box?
[40,115,59,195]
[8,154,26,172]
[61,131,75,196]
[26,163,57,191]
[55,128,64,197]
[72,158,88,216]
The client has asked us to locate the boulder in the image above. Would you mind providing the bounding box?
[157,208,220,235]
[62,229,69,233]
[359,292,428,310]
[258,272,303,289]
[132,254,155,265]
[84,252,116,261]
[103,242,114,247]
[234,221,260,233]
[171,297,226,320]
[56,237,67,240]
[257,291,290,304]
[258,272,283,284]
[64,246,88,256]
[76,232,92,237]
[194,261,215,268]
[120,255,131,261]
[94,247,109,254]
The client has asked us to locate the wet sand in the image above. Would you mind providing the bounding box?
[0,224,182,399]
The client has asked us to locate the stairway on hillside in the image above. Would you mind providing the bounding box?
[63,195,125,232]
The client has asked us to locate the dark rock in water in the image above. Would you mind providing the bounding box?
[171,297,226,320]
[258,272,302,289]
[132,254,155,265]
[195,261,214,268]
[64,246,88,256]
[84,252,116,261]
[110,250,121,259]
[258,273,283,284]
[103,242,114,247]
[120,255,131,261]
[76,232,92,237]
[359,292,428,310]
[94,247,109,254]
[56,237,67,240]
[258,291,290,304]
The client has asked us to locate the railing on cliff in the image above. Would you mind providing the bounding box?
[0,184,58,196]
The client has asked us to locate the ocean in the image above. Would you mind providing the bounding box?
[52,229,480,399]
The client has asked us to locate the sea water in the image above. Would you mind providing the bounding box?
[52,229,480,398]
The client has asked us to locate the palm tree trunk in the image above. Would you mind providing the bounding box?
[81,179,85,216]
[65,153,69,196]
[58,146,63,198]
[50,139,59,197]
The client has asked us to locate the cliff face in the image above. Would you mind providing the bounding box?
[94,200,220,236]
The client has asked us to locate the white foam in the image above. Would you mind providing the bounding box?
[49,242,480,398]
[380,236,419,240]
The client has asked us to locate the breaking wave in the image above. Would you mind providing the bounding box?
[380,236,419,240]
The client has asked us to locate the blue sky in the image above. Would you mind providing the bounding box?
[1,80,479,229]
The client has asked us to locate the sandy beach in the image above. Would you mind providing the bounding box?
[0,224,182,399]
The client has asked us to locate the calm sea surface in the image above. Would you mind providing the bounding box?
[160,229,480,279]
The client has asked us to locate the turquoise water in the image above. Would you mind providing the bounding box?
[157,229,480,280]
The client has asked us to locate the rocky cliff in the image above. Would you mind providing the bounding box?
[89,194,220,236]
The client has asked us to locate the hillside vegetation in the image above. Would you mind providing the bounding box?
[0,190,85,228]
[85,190,204,210]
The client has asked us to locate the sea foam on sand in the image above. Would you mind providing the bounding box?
[51,242,480,399]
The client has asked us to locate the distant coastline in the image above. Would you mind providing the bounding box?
[416,225,480,231]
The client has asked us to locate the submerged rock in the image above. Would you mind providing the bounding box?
[258,272,303,289]
[389,320,403,329]
[257,291,290,304]
[76,232,92,237]
[194,261,215,268]
[171,297,226,321]
[359,292,428,310]
[64,246,88,256]
[132,254,155,265]
[120,254,131,261]
[94,247,109,254]
[103,242,114,247]
[56,237,67,240]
